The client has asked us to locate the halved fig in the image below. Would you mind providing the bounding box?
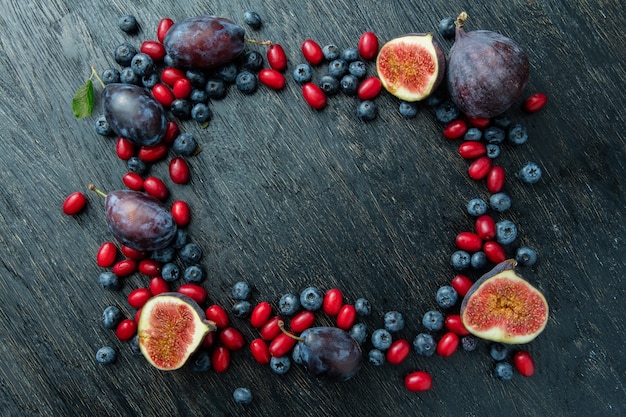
[460,259,548,344]
[375,33,446,102]
[138,292,216,370]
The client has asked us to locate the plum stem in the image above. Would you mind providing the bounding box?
[245,38,272,46]
[88,184,107,198]
[455,12,468,28]
[89,66,106,89]
[277,320,305,342]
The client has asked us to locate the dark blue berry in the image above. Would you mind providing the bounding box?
[422,310,444,331]
[470,251,488,269]
[399,101,418,118]
[451,250,471,270]
[127,156,147,175]
[464,127,483,141]
[516,246,538,266]
[425,89,445,107]
[184,264,204,283]
[413,333,436,356]
[243,51,264,71]
[435,286,458,309]
[322,44,340,61]
[328,59,349,78]
[354,298,371,316]
[467,198,488,216]
[243,11,262,29]
[235,71,257,94]
[119,67,139,85]
[342,47,359,62]
[179,242,202,264]
[493,114,513,130]
[318,74,340,95]
[217,62,238,83]
[118,14,138,33]
[130,53,154,76]
[292,343,303,364]
[172,132,197,156]
[129,335,142,355]
[205,78,227,99]
[349,323,368,344]
[233,387,253,405]
[270,356,291,375]
[191,103,212,123]
[292,63,312,84]
[172,229,188,249]
[94,115,113,136]
[152,246,176,263]
[384,311,405,332]
[232,300,253,318]
[489,192,512,212]
[98,271,120,290]
[279,293,300,315]
[496,219,518,245]
[438,17,456,39]
[300,286,323,311]
[371,328,392,351]
[490,343,509,361]
[348,60,367,79]
[190,89,208,104]
[191,351,211,372]
[170,99,192,119]
[95,346,116,364]
[161,263,181,282]
[518,161,542,184]
[495,362,514,381]
[356,100,377,121]
[232,281,251,300]
[368,349,385,366]
[508,123,528,145]
[435,100,459,123]
[163,54,175,67]
[461,335,478,351]
[486,144,501,159]
[340,74,359,95]
[483,126,506,144]
[186,70,207,88]
[101,68,120,85]
[114,43,137,67]
[141,73,159,89]
[102,306,122,329]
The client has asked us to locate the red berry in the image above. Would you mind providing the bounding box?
[112,259,137,277]
[173,77,192,99]
[357,76,382,100]
[138,259,161,276]
[458,141,487,159]
[404,371,432,392]
[386,339,411,365]
[169,157,190,184]
[156,18,174,43]
[269,332,297,357]
[302,83,327,110]
[171,200,191,227]
[115,137,135,160]
[152,83,175,107]
[336,304,357,330]
[468,156,492,180]
[436,332,459,357]
[149,276,170,295]
[522,93,547,113]
[163,121,180,145]
[290,310,315,332]
[139,143,168,163]
[455,231,483,252]
[250,338,271,364]
[465,116,491,129]
[260,316,283,341]
[96,241,118,267]
[513,351,535,377]
[475,215,497,241]
[250,301,273,328]
[177,283,207,304]
[135,308,142,324]
[323,288,343,316]
[202,331,216,349]
[127,287,152,309]
[301,39,324,65]
[358,31,379,60]
[122,172,144,191]
[212,346,230,372]
[121,245,146,260]
[451,274,473,297]
[115,319,137,341]
[140,40,166,62]
[62,191,87,215]
[205,304,229,328]
[267,44,288,71]
[444,314,470,336]
[259,68,286,90]
[161,67,186,86]
[443,119,468,140]
[483,241,507,263]
[220,327,246,351]
[487,165,506,193]
[143,176,168,200]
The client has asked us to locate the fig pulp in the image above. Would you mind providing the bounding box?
[447,12,530,118]
[376,33,445,102]
[138,293,216,371]
[104,190,177,252]
[163,16,245,69]
[103,84,167,146]
[460,259,549,344]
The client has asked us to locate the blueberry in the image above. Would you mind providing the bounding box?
[127,156,147,175]
[129,335,142,355]
[384,311,405,332]
[163,54,175,67]
[342,47,359,62]
[340,74,359,95]
[451,250,471,270]
[318,74,340,95]
[102,306,122,329]
[438,17,456,39]
[292,63,312,84]
[328,59,348,78]
[435,100,459,123]
[348,60,367,79]
[490,343,509,361]
[494,361,514,381]
[270,356,291,375]
[118,14,138,33]
[205,78,227,99]
[422,310,444,331]
[371,328,392,351]
[161,263,181,282]
[152,246,176,263]
[170,99,192,119]
[191,103,212,123]
[191,351,211,372]
[435,285,458,309]
[232,300,253,318]
[292,343,303,364]
[243,10,262,29]
[235,71,257,94]
[516,246,538,266]
[356,100,378,121]
[413,333,436,356]
[368,349,386,366]
[486,144,501,159]
[242,51,264,71]
[173,229,189,249]
[508,123,528,145]
[95,346,116,365]
[114,42,137,67]
[518,161,542,184]
[322,44,340,61]
[463,127,483,141]
[179,242,202,264]
[101,68,121,85]
[489,192,512,212]
[120,67,139,85]
[279,293,301,315]
[461,335,478,351]
[190,89,208,104]
[98,271,120,291]
[172,132,197,156]
[399,101,418,118]
[184,264,204,283]
[233,387,253,405]
[130,53,154,76]
[217,62,238,83]
[493,114,512,130]
[483,126,506,144]
[467,198,488,216]
[349,323,368,344]
[496,219,518,245]
[141,73,159,89]
[94,115,113,136]
[300,286,323,311]
[425,89,445,107]
[354,298,371,316]
[186,70,207,88]
[470,251,488,269]
[232,281,251,300]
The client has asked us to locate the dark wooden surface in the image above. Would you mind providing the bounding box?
[0,0,624,416]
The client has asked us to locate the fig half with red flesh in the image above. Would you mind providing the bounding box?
[460,259,548,344]
[138,293,216,371]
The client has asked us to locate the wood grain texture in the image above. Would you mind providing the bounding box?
[0,0,624,416]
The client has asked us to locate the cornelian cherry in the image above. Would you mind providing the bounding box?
[259,68,286,90]
[173,78,192,99]
[140,40,166,62]
[162,121,179,144]
[475,215,497,241]
[436,332,459,357]
[121,245,146,260]
[323,288,343,316]
[301,39,324,64]
[459,141,487,159]
[269,331,297,357]
[404,371,432,392]
[156,18,174,44]
[143,176,168,200]
[220,327,246,351]
[212,346,230,372]
[302,83,327,109]
[152,83,175,107]
[487,165,506,193]
[451,274,473,297]
[260,316,283,341]
[455,231,483,252]
[139,143,168,163]
[483,241,506,263]
[358,31,379,60]
[290,310,315,332]
[443,119,468,140]
[149,276,170,295]
[169,157,190,184]
[171,200,190,227]
[250,338,272,364]
[336,304,357,330]
[386,339,411,365]
[138,259,161,276]
[267,44,287,71]
[62,191,87,215]
[357,76,382,100]
[250,301,273,328]
[127,287,152,309]
[122,172,144,191]
[522,93,547,113]
[115,319,137,341]
[116,137,135,160]
[513,351,535,377]
[177,283,207,304]
[205,304,229,328]
[444,314,470,336]
[96,241,117,267]
[112,259,137,277]
[160,67,186,86]
[468,156,492,180]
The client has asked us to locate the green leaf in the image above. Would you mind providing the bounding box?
[72,79,94,119]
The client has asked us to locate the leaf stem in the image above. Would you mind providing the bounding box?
[90,66,106,89]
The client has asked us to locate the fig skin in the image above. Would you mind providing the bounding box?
[447,12,530,118]
[460,259,549,344]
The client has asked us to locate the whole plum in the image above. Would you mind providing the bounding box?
[163,16,245,69]
[103,83,166,146]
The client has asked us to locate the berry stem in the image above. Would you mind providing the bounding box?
[277,320,305,342]
[88,184,107,198]
[244,38,272,46]
[455,12,468,28]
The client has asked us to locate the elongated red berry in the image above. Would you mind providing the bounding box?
[336,304,357,330]
[140,40,166,62]
[513,351,535,377]
[386,339,411,365]
[250,301,273,328]
[138,259,161,276]
[483,241,506,263]
[122,172,144,191]
[160,67,185,86]
[468,156,492,180]
[444,314,470,336]
[465,116,490,129]
[121,245,146,260]
[177,283,207,304]
[112,259,137,277]
[220,327,246,351]
[96,241,118,267]
[451,274,473,297]
[436,332,459,357]
[116,137,135,160]
[173,77,192,99]
[162,121,179,145]
[455,231,483,252]
[139,143,168,163]
[205,304,229,329]
[357,76,382,100]
[250,338,272,364]
[152,83,175,107]
[522,93,547,113]
[487,165,505,193]
[169,157,190,184]
[260,316,283,341]
[358,31,379,60]
[459,141,487,159]
[212,346,230,372]
[269,332,297,357]
[115,319,137,341]
[149,276,170,295]
[301,39,324,65]
[267,44,288,71]
[444,119,468,140]
[202,331,216,349]
[475,215,496,241]
[259,68,286,90]
[127,287,152,309]
[143,176,168,200]
[171,200,190,227]
[405,371,432,392]
[302,83,327,109]
[323,288,343,316]
[156,18,174,44]
[290,310,315,332]
[62,191,87,215]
